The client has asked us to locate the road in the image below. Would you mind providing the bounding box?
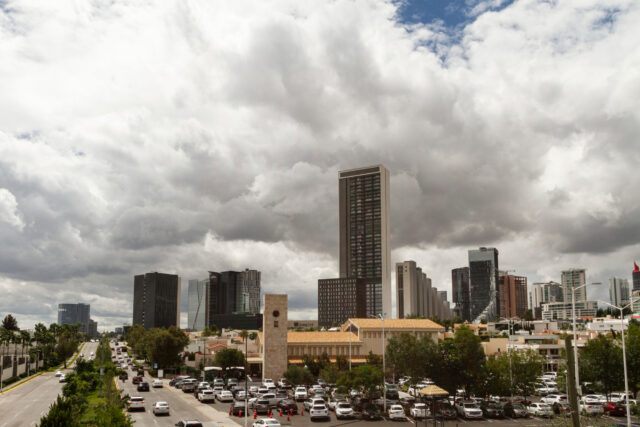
[0,340,99,427]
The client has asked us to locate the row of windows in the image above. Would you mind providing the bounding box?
[289,345,362,356]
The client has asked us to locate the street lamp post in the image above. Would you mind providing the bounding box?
[566,281,600,396]
[598,298,639,427]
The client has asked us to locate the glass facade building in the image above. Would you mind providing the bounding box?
[468,247,499,322]
[188,278,209,331]
[339,165,391,318]
[452,267,471,321]
[57,303,90,334]
[133,272,181,330]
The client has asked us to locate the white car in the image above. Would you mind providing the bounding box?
[528,403,554,417]
[388,404,406,420]
[152,401,170,416]
[58,374,66,383]
[253,419,281,427]
[152,379,163,388]
[198,389,216,402]
[217,390,234,402]
[263,378,275,388]
[583,394,606,405]
[235,390,247,400]
[579,399,604,415]
[127,396,145,411]
[535,384,558,395]
[456,401,483,419]
[610,392,635,404]
[55,370,63,377]
[304,397,326,411]
[310,404,329,420]
[294,387,308,401]
[277,378,289,388]
[540,394,568,404]
[335,402,354,419]
[410,403,428,419]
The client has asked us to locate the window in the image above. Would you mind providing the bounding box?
[274,321,278,328]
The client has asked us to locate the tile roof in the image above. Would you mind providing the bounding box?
[287,331,361,344]
[346,318,445,330]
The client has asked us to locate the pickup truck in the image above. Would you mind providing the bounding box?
[259,393,283,408]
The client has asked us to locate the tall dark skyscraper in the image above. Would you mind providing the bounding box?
[317,277,367,327]
[58,303,90,333]
[468,247,499,322]
[634,261,640,291]
[451,267,471,321]
[133,272,181,329]
[339,165,391,318]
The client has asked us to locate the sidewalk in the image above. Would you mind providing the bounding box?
[162,381,241,426]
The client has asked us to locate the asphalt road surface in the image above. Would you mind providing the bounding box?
[0,340,99,427]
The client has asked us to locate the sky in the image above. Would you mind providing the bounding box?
[1,0,639,331]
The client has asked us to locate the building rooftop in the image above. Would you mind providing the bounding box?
[346,318,445,330]
[257,331,362,344]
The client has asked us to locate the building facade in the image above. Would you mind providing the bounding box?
[541,301,598,320]
[339,165,391,318]
[530,281,563,319]
[57,303,90,334]
[468,247,499,322]
[633,262,640,291]
[87,319,98,338]
[609,277,630,308]
[188,278,209,331]
[498,273,528,319]
[262,294,288,381]
[318,277,367,328]
[562,269,587,302]
[452,267,471,321]
[133,272,181,330]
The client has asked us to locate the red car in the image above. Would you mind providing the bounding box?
[603,402,626,416]
[132,376,143,384]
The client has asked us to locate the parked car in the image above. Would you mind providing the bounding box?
[152,401,170,416]
[213,378,225,387]
[456,401,483,419]
[434,400,457,419]
[527,403,554,417]
[503,402,528,418]
[230,401,248,416]
[277,399,298,414]
[304,397,326,411]
[252,399,270,415]
[217,390,234,402]
[386,384,400,400]
[235,390,247,400]
[174,421,204,427]
[480,401,504,418]
[248,386,259,397]
[252,419,281,427]
[294,387,307,401]
[127,396,145,412]
[535,384,558,395]
[388,404,406,420]
[609,392,635,404]
[328,396,346,411]
[310,404,329,420]
[603,401,626,416]
[263,378,275,388]
[410,403,428,419]
[198,389,215,402]
[227,378,239,388]
[360,404,382,420]
[277,378,291,389]
[137,382,150,392]
[152,379,163,388]
[583,394,606,405]
[579,399,605,416]
[335,402,354,419]
[541,394,568,404]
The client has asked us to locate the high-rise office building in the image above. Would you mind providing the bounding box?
[438,291,448,302]
[633,262,640,291]
[318,277,367,327]
[188,278,210,331]
[530,281,563,319]
[57,303,90,334]
[87,319,98,338]
[339,165,391,318]
[396,261,430,318]
[609,277,630,308]
[452,267,471,321]
[133,272,181,330]
[562,269,586,302]
[498,272,528,319]
[468,247,499,322]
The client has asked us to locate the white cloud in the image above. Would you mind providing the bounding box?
[0,0,639,329]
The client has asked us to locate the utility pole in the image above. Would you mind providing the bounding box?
[565,336,580,427]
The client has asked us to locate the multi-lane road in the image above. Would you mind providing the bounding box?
[0,340,100,427]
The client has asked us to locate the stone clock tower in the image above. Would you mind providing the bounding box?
[262,294,288,381]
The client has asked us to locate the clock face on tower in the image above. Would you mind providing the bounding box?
[272,310,280,318]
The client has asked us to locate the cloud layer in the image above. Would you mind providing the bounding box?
[1,0,639,329]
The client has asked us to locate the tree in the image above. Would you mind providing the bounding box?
[2,314,19,331]
[56,331,79,368]
[319,363,341,384]
[202,327,214,337]
[283,365,314,386]
[125,324,145,355]
[39,395,79,427]
[213,348,245,372]
[248,332,258,341]
[511,349,544,399]
[580,334,623,397]
[386,333,440,390]
[144,327,189,369]
[627,323,640,394]
[336,355,349,371]
[365,351,382,366]
[436,325,486,396]
[337,365,383,399]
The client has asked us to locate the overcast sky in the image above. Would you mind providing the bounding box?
[1,0,639,331]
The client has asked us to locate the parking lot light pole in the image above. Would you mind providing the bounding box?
[567,281,600,396]
[598,298,639,427]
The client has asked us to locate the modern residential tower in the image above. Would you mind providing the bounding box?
[133,272,181,329]
[634,262,640,291]
[339,165,391,318]
[498,272,528,319]
[609,277,630,308]
[318,277,367,327]
[452,267,471,321]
